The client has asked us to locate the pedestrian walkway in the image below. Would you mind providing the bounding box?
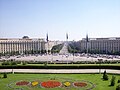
[0,69,120,74]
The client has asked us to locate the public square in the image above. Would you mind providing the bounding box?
[1,53,120,63]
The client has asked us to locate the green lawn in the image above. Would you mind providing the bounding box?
[0,73,120,90]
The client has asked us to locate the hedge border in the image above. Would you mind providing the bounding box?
[0,65,120,70]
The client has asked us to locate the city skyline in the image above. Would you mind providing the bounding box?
[0,0,120,41]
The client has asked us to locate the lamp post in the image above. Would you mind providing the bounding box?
[66,33,68,64]
[73,40,75,60]
[11,59,14,74]
[98,59,103,74]
[46,33,49,64]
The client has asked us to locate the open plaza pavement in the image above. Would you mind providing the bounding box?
[0,69,120,74]
[1,54,120,62]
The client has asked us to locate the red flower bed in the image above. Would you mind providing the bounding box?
[73,82,87,87]
[16,81,29,86]
[41,80,61,88]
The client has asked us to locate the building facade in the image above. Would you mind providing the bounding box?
[80,37,120,54]
[0,36,45,54]
[1,36,120,55]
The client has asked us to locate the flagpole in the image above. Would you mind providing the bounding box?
[73,40,75,60]
[66,33,68,42]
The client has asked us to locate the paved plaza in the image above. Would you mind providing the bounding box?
[0,54,120,62]
[0,69,120,74]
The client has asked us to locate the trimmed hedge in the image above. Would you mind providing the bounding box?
[0,65,120,69]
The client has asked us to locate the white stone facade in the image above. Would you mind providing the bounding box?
[0,38,45,54]
[80,37,120,53]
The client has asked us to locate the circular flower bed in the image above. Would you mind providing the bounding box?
[63,81,71,87]
[16,81,29,86]
[31,81,39,86]
[41,80,61,88]
[73,82,87,87]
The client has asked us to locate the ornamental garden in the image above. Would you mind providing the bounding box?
[0,73,120,90]
[8,77,95,90]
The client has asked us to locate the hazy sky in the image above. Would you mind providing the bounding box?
[0,0,120,41]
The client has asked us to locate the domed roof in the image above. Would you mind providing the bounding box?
[22,36,29,39]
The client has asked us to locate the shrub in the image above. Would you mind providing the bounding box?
[110,75,115,86]
[116,85,120,90]
[44,62,47,67]
[103,74,108,80]
[11,61,17,65]
[118,79,120,83]
[3,73,7,78]
[22,61,27,65]
[103,70,108,80]
[2,62,10,65]
[0,74,2,78]
[16,61,21,64]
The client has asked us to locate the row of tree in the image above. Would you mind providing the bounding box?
[51,44,64,53]
[68,42,80,53]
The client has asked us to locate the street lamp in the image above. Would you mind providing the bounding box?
[98,59,103,74]
[72,40,75,61]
